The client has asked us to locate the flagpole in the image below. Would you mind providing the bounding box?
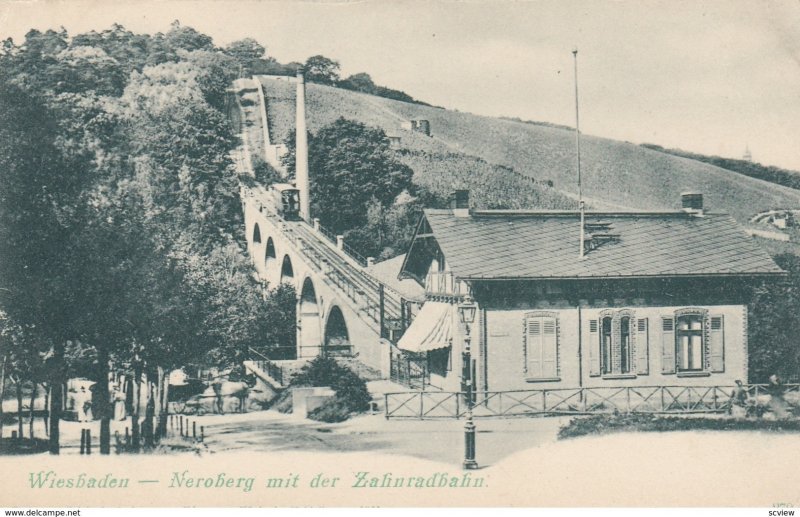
[573,48,585,259]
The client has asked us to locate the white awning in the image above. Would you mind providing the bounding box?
[397,301,454,353]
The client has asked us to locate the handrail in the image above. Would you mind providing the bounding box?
[384,383,800,419]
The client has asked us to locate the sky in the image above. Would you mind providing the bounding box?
[2,0,800,170]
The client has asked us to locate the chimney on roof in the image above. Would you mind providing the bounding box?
[681,192,704,216]
[451,190,471,217]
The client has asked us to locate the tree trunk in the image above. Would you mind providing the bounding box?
[143,372,155,448]
[95,347,111,455]
[43,385,49,437]
[16,380,23,439]
[48,342,65,455]
[0,355,6,440]
[130,362,142,451]
[159,368,170,439]
[154,366,165,440]
[28,382,35,439]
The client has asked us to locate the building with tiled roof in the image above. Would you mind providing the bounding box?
[395,192,783,392]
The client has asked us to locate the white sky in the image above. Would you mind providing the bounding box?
[2,0,800,170]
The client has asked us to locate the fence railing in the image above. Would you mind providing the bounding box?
[384,384,800,419]
[241,185,409,341]
[247,347,288,386]
[425,272,468,297]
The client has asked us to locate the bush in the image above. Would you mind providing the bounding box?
[307,398,354,423]
[251,155,280,186]
[270,356,371,421]
[558,413,800,440]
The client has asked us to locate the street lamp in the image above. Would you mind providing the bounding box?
[458,293,478,470]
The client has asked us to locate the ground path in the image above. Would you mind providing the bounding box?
[199,409,567,467]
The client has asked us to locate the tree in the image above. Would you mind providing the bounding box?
[282,118,414,235]
[71,24,153,75]
[179,50,238,110]
[0,77,90,454]
[343,192,430,259]
[163,21,214,54]
[0,22,290,455]
[749,253,800,382]
[49,46,126,96]
[224,38,265,76]
[303,55,340,85]
[339,72,376,93]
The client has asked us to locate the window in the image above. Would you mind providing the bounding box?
[590,310,644,377]
[620,316,631,374]
[524,313,559,380]
[662,310,726,374]
[601,317,613,375]
[676,314,704,372]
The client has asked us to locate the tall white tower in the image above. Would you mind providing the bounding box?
[296,68,310,221]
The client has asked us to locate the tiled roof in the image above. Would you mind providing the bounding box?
[419,209,784,280]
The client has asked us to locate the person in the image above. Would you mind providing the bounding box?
[768,374,790,419]
[729,380,748,418]
[77,386,92,423]
[113,382,127,421]
[212,380,224,415]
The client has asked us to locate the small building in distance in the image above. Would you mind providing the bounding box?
[395,192,784,392]
[400,119,431,136]
[386,135,402,149]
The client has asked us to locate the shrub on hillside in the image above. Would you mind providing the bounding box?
[271,356,371,422]
[251,155,281,186]
[558,413,800,440]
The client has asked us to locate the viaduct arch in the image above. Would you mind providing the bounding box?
[242,198,392,371]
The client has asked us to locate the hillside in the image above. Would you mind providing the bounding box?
[260,79,800,224]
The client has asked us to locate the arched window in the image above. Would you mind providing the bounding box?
[252,223,262,244]
[601,316,613,375]
[620,316,631,374]
[590,310,640,377]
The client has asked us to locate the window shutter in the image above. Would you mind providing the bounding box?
[636,318,649,375]
[526,318,543,378]
[661,317,676,374]
[542,318,557,378]
[709,315,725,373]
[588,319,600,377]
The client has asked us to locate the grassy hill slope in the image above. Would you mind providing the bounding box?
[261,79,800,223]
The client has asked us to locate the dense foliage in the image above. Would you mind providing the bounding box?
[749,253,800,382]
[0,22,293,453]
[337,72,428,105]
[282,118,416,234]
[558,413,800,440]
[641,143,800,193]
[277,356,372,423]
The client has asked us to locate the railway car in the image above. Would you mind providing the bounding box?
[270,183,301,220]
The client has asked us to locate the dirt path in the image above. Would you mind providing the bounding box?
[199,410,567,467]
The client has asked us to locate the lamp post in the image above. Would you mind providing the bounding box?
[459,294,478,470]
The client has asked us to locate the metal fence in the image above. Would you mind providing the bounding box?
[248,347,288,386]
[384,384,800,419]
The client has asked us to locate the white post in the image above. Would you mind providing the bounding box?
[573,48,585,259]
[296,68,310,221]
